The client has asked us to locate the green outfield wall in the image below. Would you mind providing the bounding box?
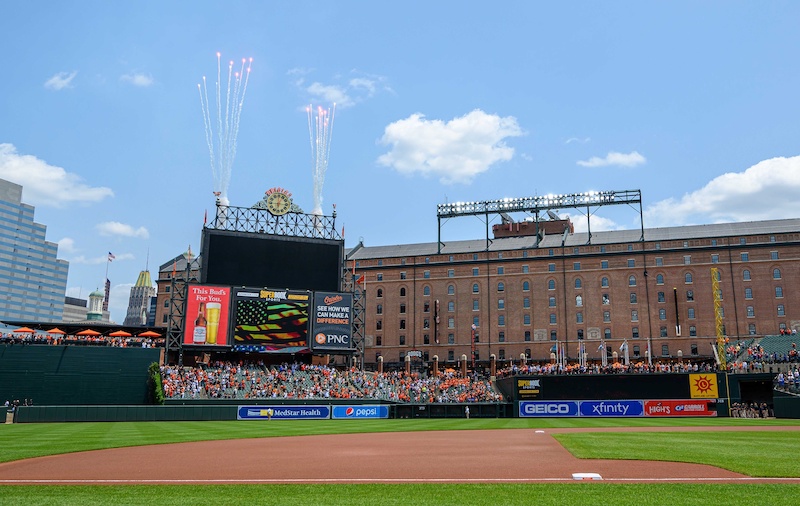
[0,345,160,406]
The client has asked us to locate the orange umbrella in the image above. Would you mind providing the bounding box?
[76,329,101,336]
[46,327,66,335]
[13,327,35,333]
[108,330,132,337]
[138,330,162,337]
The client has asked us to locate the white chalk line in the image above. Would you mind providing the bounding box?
[2,477,800,484]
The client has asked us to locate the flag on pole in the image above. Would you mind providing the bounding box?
[204,209,207,226]
[108,252,115,262]
[356,274,365,285]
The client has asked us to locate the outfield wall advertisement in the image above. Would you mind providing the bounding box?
[519,399,717,417]
[236,405,389,420]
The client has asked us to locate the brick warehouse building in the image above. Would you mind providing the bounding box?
[348,217,800,371]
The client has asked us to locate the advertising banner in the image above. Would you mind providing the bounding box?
[689,373,720,399]
[579,400,644,417]
[183,284,232,346]
[331,405,390,419]
[232,288,310,350]
[519,401,580,417]
[237,405,330,420]
[644,400,717,417]
[310,292,354,351]
[516,378,542,399]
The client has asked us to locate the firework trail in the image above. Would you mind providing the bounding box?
[198,53,252,206]
[307,103,336,216]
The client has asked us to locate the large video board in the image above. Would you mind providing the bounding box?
[201,229,343,292]
[183,284,232,347]
[310,292,354,352]
[231,287,310,350]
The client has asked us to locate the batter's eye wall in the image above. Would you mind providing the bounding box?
[503,372,727,401]
[201,229,343,292]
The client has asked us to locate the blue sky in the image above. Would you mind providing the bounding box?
[1,1,799,323]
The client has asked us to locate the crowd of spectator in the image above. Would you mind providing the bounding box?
[495,360,717,378]
[0,333,161,348]
[160,361,503,403]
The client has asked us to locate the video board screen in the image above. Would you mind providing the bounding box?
[201,229,342,292]
[310,292,354,352]
[232,287,310,350]
[183,284,232,347]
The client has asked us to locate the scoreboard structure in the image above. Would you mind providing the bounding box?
[165,200,360,365]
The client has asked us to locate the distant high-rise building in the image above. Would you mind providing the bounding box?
[123,270,156,326]
[0,178,68,323]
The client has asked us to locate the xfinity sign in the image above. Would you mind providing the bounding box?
[519,401,579,417]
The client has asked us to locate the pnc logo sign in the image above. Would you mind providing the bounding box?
[315,333,327,345]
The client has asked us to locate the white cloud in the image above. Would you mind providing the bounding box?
[565,137,591,145]
[44,71,78,90]
[120,72,154,87]
[295,70,390,109]
[58,237,77,254]
[96,221,149,239]
[577,151,646,168]
[377,109,524,184]
[307,82,354,108]
[567,214,623,233]
[108,282,135,323]
[645,155,800,227]
[0,143,114,207]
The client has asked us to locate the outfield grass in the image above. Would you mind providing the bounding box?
[0,416,797,463]
[2,418,800,505]
[1,484,799,506]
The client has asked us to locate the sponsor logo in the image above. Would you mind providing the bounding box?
[644,400,716,417]
[579,401,643,417]
[315,333,327,344]
[237,405,330,420]
[332,405,389,419]
[324,295,344,305]
[517,379,541,389]
[259,290,287,301]
[519,401,579,417]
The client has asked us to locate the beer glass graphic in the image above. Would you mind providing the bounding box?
[205,302,222,344]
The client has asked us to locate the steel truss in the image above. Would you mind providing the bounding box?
[165,260,199,366]
[436,189,643,253]
[208,203,341,240]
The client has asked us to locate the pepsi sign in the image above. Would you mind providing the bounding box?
[331,405,390,419]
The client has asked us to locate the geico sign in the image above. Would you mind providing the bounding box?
[523,403,572,415]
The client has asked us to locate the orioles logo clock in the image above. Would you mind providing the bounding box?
[266,191,292,216]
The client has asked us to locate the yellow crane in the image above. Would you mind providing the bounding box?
[711,267,726,371]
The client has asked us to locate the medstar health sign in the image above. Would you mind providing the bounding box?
[310,292,353,351]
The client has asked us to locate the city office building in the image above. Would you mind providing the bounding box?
[0,178,68,323]
[123,270,156,326]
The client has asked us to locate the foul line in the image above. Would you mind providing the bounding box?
[2,477,800,484]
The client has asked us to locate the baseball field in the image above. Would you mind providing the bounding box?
[1,417,799,505]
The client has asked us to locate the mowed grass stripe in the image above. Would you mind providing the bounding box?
[1,417,799,464]
[554,431,800,477]
[1,483,799,506]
